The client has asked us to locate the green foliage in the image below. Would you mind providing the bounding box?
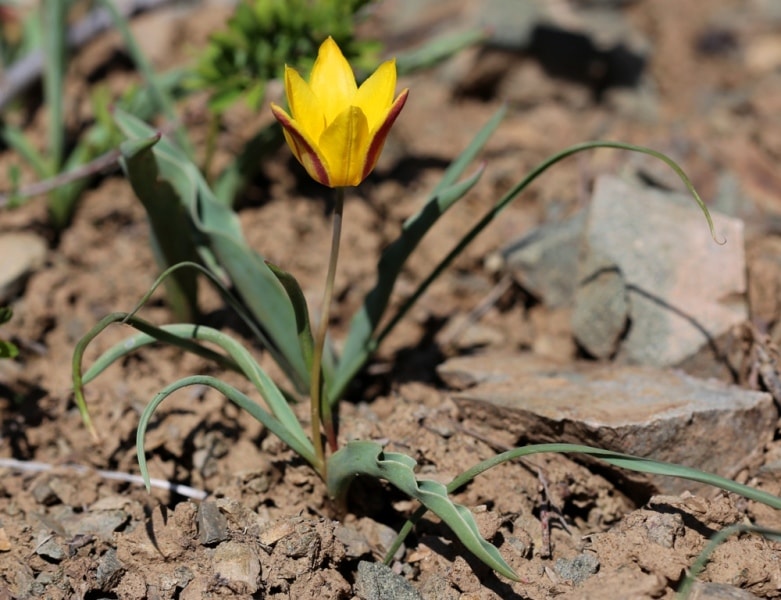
[0,306,18,359]
[0,0,190,228]
[190,0,379,113]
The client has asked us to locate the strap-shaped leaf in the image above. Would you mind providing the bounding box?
[384,442,781,568]
[113,109,309,392]
[72,313,312,459]
[119,134,200,322]
[265,261,314,374]
[327,440,518,581]
[332,166,485,400]
[332,107,505,402]
[137,375,317,488]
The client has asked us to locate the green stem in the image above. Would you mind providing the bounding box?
[310,187,345,474]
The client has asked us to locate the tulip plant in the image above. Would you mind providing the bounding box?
[73,38,781,583]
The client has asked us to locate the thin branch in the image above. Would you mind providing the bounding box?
[0,456,208,500]
[0,147,121,206]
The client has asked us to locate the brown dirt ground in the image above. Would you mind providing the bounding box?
[2,0,781,598]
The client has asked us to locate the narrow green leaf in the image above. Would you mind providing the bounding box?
[118,131,201,322]
[0,307,12,325]
[73,311,312,457]
[41,0,66,169]
[385,442,781,569]
[676,524,781,599]
[266,262,315,373]
[327,441,518,581]
[113,109,309,392]
[97,0,192,155]
[332,165,484,402]
[432,105,505,197]
[396,29,487,76]
[1,124,52,178]
[137,375,317,491]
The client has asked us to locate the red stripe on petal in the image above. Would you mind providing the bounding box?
[271,103,332,187]
[361,88,409,181]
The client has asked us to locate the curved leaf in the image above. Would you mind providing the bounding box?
[327,440,518,581]
[137,375,317,489]
[113,108,309,392]
[73,313,312,456]
[385,442,781,568]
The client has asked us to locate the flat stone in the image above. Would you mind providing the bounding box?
[34,530,65,561]
[354,561,422,600]
[554,552,600,584]
[575,175,747,366]
[212,540,261,595]
[689,581,764,600]
[438,353,776,495]
[0,232,47,303]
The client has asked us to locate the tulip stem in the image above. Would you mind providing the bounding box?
[310,186,344,476]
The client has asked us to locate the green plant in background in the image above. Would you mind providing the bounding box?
[0,2,38,68]
[189,0,378,114]
[0,0,191,228]
[0,307,19,359]
[73,37,781,586]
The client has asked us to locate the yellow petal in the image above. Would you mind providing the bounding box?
[318,106,369,187]
[361,88,409,182]
[271,103,331,186]
[354,59,397,131]
[284,65,326,141]
[309,37,357,124]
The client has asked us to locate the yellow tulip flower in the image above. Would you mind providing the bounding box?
[271,37,409,187]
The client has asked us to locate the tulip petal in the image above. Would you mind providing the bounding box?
[318,105,370,187]
[284,65,326,141]
[309,37,357,123]
[354,59,397,131]
[271,103,331,186]
[361,89,409,182]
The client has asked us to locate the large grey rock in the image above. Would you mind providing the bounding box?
[500,211,586,308]
[438,353,776,495]
[575,175,747,366]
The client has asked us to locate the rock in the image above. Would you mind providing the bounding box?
[575,175,747,366]
[0,526,10,552]
[746,235,781,335]
[212,540,261,595]
[438,352,776,495]
[689,581,764,600]
[63,509,129,543]
[335,524,371,559]
[0,232,47,303]
[95,548,125,591]
[34,530,65,561]
[500,211,586,308]
[197,500,229,546]
[554,552,600,584]
[642,511,684,548]
[571,260,628,358]
[354,561,422,600]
